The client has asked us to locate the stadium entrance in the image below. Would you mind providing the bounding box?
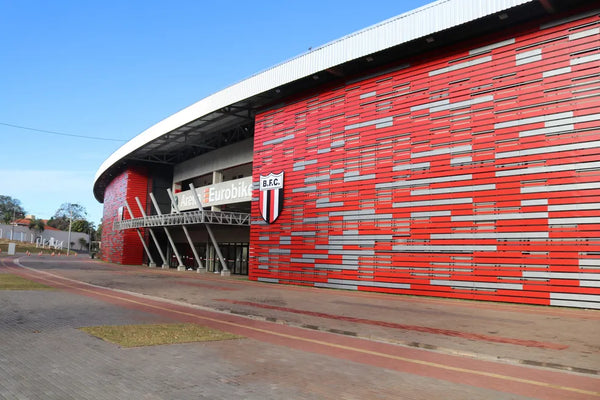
[205,242,249,275]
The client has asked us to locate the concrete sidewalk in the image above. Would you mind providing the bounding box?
[14,255,600,375]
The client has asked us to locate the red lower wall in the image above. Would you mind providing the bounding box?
[250,8,600,308]
[101,167,149,265]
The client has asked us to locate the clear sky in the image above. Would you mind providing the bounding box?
[0,0,431,226]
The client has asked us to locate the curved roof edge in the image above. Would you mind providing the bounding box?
[94,0,532,197]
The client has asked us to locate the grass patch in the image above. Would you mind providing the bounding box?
[0,273,53,290]
[79,323,242,347]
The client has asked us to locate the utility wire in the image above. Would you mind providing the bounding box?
[0,121,127,142]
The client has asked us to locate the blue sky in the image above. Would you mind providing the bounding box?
[0,0,430,226]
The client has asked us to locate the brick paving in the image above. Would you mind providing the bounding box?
[1,255,599,399]
[0,289,537,399]
[16,255,600,373]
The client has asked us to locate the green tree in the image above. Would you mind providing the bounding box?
[47,217,69,231]
[48,203,91,232]
[46,216,69,231]
[96,222,102,240]
[78,237,88,251]
[90,222,102,252]
[53,203,87,221]
[71,219,90,233]
[28,218,45,237]
[0,195,26,224]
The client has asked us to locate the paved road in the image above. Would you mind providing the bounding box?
[1,255,599,399]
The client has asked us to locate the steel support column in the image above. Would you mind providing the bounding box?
[124,201,155,266]
[149,193,185,270]
[189,183,229,275]
[135,197,166,268]
[167,188,205,272]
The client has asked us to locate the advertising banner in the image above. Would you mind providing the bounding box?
[175,177,253,210]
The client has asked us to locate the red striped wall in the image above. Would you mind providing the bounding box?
[101,167,149,265]
[250,8,600,308]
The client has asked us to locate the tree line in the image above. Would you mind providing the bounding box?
[0,195,102,242]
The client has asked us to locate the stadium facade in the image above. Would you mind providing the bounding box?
[94,0,600,309]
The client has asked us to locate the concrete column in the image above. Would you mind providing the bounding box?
[205,245,211,273]
[212,170,223,184]
[211,170,223,211]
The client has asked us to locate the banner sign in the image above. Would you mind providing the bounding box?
[175,177,253,210]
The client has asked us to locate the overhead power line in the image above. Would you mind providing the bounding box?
[0,122,127,142]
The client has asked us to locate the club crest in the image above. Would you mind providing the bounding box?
[258,172,284,224]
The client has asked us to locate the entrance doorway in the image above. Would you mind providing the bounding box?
[205,242,248,275]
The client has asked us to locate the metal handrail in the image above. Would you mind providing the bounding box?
[113,209,250,231]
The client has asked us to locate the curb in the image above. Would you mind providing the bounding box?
[219,307,599,377]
